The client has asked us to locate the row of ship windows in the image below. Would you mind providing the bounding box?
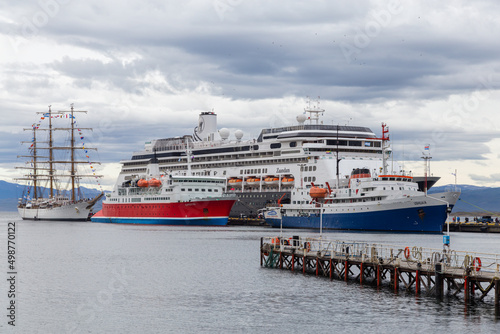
[125,144,382,168]
[173,179,224,184]
[124,157,309,174]
[292,197,384,205]
[266,140,381,149]
[238,194,282,198]
[292,206,378,215]
[180,188,219,192]
[296,186,416,197]
[127,148,379,170]
[241,168,268,175]
[301,166,317,172]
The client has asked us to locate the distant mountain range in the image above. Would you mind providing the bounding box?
[1,180,498,215]
[428,184,499,214]
[0,180,105,212]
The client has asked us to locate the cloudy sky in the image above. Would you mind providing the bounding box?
[1,0,500,189]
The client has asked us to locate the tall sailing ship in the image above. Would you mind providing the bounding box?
[16,105,104,221]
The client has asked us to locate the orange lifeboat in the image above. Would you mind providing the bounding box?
[246,177,261,187]
[264,176,279,185]
[148,178,162,187]
[281,177,295,186]
[137,179,149,187]
[228,178,243,187]
[309,187,328,199]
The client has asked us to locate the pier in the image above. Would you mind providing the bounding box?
[260,236,500,307]
[446,221,500,233]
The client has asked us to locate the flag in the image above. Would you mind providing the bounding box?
[43,113,50,117]
[424,145,430,150]
[451,172,456,176]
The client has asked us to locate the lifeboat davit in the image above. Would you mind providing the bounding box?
[264,176,279,185]
[148,178,162,187]
[281,177,295,186]
[137,179,149,187]
[310,187,328,199]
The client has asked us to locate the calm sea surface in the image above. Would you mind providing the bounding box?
[0,211,499,333]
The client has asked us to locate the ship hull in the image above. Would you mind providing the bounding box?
[18,201,93,221]
[91,198,236,225]
[265,192,460,233]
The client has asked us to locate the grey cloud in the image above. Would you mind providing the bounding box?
[2,0,500,168]
[469,173,500,184]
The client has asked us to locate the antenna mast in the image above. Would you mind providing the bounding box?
[381,123,390,175]
[304,96,324,125]
[421,144,432,196]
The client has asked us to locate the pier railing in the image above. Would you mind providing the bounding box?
[263,236,500,277]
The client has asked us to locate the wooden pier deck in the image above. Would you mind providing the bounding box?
[261,236,500,306]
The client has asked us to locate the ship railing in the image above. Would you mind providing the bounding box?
[263,236,500,276]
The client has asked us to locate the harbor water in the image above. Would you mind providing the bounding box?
[0,211,499,333]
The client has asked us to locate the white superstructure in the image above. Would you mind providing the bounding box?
[116,104,410,217]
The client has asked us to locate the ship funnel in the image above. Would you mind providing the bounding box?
[195,111,219,142]
[146,156,161,178]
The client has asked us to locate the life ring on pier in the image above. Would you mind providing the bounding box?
[404,247,410,259]
[472,257,482,271]
[305,242,311,252]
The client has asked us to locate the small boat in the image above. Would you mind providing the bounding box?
[309,186,328,199]
[281,177,295,186]
[264,176,279,185]
[137,179,149,187]
[228,178,243,187]
[148,178,162,187]
[246,177,261,187]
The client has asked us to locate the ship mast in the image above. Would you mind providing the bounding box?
[304,96,324,125]
[335,124,340,192]
[53,104,100,202]
[32,126,38,200]
[48,105,54,198]
[381,123,390,175]
[70,104,76,201]
[185,138,193,175]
